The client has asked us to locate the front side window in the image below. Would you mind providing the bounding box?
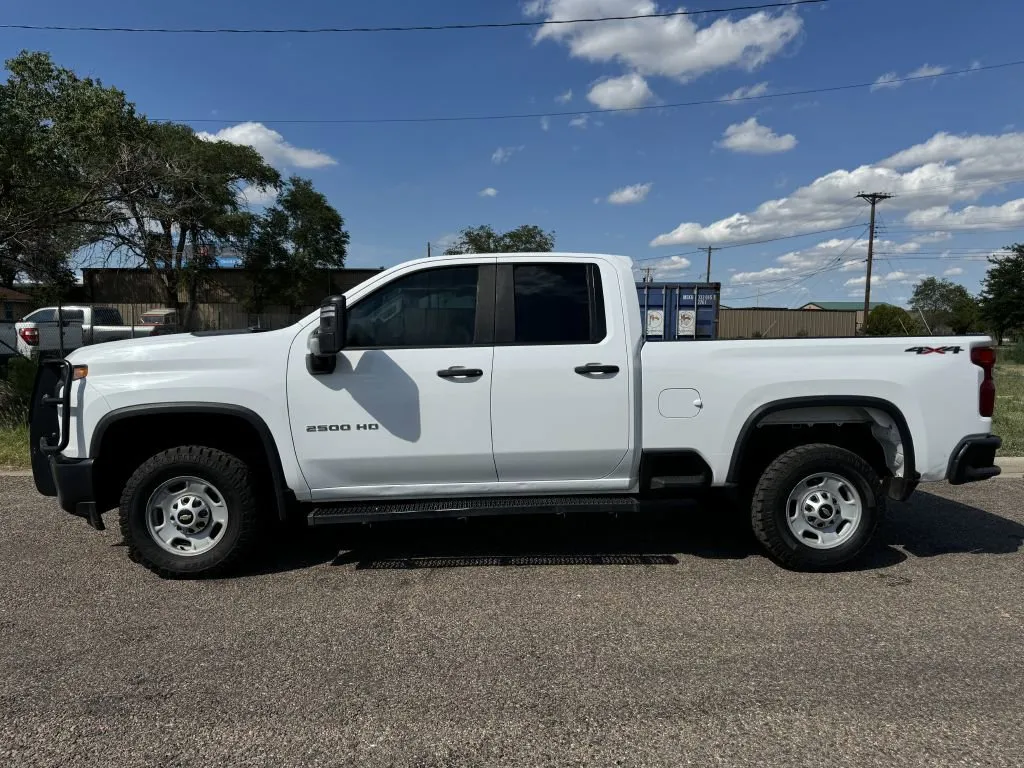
[346,266,479,348]
[513,263,605,345]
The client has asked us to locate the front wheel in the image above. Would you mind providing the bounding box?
[751,444,884,570]
[119,446,263,578]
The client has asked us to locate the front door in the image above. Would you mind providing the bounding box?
[490,260,632,484]
[287,261,497,497]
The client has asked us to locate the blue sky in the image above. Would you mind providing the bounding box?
[4,0,1024,306]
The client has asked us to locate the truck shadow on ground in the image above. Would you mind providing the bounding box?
[252,490,1024,576]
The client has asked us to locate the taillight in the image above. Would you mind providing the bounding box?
[18,327,39,346]
[971,346,996,417]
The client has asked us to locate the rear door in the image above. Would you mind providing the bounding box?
[490,259,632,484]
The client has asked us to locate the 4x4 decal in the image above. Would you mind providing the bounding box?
[905,346,963,355]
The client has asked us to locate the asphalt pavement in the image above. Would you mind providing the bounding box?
[2,476,1023,768]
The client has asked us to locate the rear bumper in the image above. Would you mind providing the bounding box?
[947,434,1002,485]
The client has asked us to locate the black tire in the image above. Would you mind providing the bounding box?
[118,446,263,579]
[751,443,884,571]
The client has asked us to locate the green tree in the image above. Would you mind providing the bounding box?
[864,304,922,336]
[443,224,555,255]
[0,50,137,288]
[980,245,1024,344]
[94,120,280,327]
[909,277,981,335]
[240,177,349,314]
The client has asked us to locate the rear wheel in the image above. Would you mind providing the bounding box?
[751,443,884,570]
[119,446,263,578]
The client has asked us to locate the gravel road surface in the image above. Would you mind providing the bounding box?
[2,476,1022,767]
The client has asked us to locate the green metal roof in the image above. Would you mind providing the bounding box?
[801,301,887,311]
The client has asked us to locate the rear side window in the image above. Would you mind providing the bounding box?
[512,263,606,345]
[346,266,479,348]
[61,309,85,323]
[24,309,56,323]
[93,308,124,325]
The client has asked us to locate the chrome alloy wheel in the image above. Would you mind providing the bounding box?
[145,476,229,556]
[785,472,863,550]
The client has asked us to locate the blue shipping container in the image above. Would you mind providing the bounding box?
[636,282,721,340]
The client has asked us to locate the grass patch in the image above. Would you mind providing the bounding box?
[0,423,30,470]
[994,363,1024,456]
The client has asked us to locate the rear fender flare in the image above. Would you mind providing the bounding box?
[726,395,917,491]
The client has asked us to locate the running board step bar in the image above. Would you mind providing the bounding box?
[309,495,639,525]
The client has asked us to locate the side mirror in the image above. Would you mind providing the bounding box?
[316,295,347,356]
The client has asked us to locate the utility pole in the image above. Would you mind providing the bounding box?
[641,267,654,283]
[427,241,432,258]
[856,192,894,331]
[704,246,717,283]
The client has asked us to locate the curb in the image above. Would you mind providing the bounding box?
[996,456,1024,478]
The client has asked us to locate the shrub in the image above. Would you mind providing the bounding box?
[0,356,37,429]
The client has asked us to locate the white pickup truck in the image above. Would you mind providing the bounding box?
[29,252,1002,578]
[16,305,157,359]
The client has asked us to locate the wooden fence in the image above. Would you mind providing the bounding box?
[719,309,857,339]
[107,302,315,331]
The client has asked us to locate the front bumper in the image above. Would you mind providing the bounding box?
[49,455,103,529]
[948,434,1002,485]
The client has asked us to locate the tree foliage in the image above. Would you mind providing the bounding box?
[0,50,136,289]
[864,304,921,336]
[980,245,1024,344]
[909,277,981,335]
[1,50,349,327]
[240,177,349,313]
[443,224,555,255]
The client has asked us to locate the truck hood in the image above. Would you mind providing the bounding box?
[66,326,299,368]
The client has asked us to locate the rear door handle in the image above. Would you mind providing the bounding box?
[437,366,484,379]
[574,363,620,375]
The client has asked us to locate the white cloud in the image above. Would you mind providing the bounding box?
[651,129,1024,247]
[846,271,926,287]
[479,187,498,198]
[722,82,769,102]
[526,0,802,82]
[638,255,692,277]
[912,230,953,244]
[905,199,1024,230]
[871,64,947,91]
[871,73,900,91]
[491,145,525,164]
[197,122,336,169]
[909,63,948,79]
[725,237,927,286]
[569,115,589,129]
[607,182,653,205]
[717,117,797,154]
[540,116,551,131]
[238,184,278,207]
[556,88,573,103]
[944,267,965,276]
[587,73,656,110]
[434,233,460,250]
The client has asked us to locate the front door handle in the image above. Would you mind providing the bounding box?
[437,366,484,379]
[574,363,620,375]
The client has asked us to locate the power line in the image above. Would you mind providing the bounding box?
[0,1,830,34]
[153,60,1024,125]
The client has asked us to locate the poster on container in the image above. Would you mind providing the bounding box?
[678,310,696,337]
[646,309,664,336]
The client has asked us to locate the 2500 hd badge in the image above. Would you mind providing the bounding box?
[306,423,380,432]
